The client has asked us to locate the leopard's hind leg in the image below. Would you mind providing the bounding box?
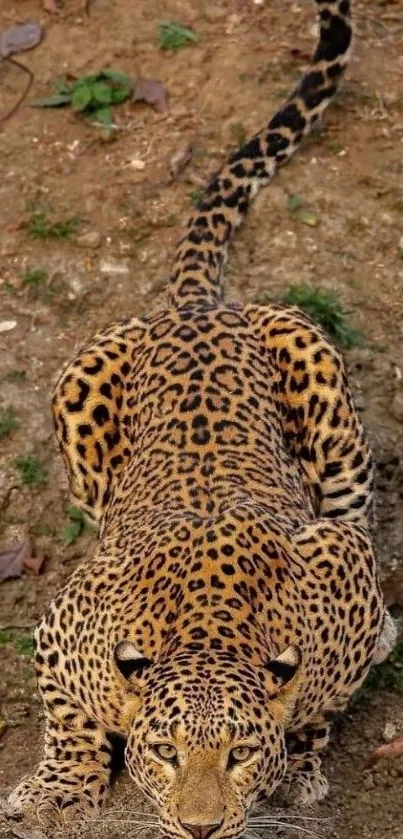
[245,303,374,530]
[52,317,147,524]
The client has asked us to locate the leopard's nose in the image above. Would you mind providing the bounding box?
[181,821,223,839]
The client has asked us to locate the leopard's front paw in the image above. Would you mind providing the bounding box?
[273,767,329,807]
[6,764,105,830]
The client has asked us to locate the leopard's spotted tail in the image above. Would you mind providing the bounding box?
[168,0,352,308]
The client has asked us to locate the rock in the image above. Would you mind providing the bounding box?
[1,235,19,256]
[0,320,17,333]
[383,722,398,742]
[129,158,146,171]
[389,391,403,423]
[99,258,130,275]
[204,5,227,22]
[76,231,102,249]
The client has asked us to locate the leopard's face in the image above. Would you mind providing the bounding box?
[120,648,301,839]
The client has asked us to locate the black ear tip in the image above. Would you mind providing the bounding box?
[116,656,152,679]
[266,645,301,685]
[114,641,152,679]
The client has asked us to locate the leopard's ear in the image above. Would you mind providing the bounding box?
[114,641,152,680]
[265,644,301,688]
[264,644,302,724]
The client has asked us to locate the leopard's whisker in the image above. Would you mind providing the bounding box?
[88,817,158,826]
[250,814,331,823]
[243,830,262,839]
[103,808,158,819]
[247,820,323,839]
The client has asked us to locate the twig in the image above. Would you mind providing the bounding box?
[0,622,35,631]
[0,57,34,127]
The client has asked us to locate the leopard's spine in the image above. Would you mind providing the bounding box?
[168,0,352,308]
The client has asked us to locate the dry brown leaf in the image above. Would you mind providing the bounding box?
[365,736,403,769]
[43,0,60,12]
[169,142,193,179]
[0,538,39,581]
[23,553,45,576]
[133,78,168,113]
[382,571,403,608]
[0,22,43,58]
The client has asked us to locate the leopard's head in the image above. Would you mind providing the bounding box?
[115,642,302,839]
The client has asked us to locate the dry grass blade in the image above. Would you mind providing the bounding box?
[248,820,324,839]
[0,58,34,126]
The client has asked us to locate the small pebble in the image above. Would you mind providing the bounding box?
[204,6,227,22]
[0,320,17,332]
[130,158,146,170]
[383,722,398,742]
[99,258,130,275]
[389,391,403,423]
[1,235,19,256]
[76,231,102,249]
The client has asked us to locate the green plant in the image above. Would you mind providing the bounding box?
[33,70,133,131]
[63,505,95,546]
[287,193,304,212]
[15,455,47,486]
[0,407,18,439]
[2,369,26,383]
[356,641,403,699]
[32,523,54,538]
[158,21,198,51]
[15,635,35,657]
[281,283,361,348]
[189,187,202,207]
[22,267,47,288]
[26,209,80,240]
[287,194,318,226]
[0,630,12,645]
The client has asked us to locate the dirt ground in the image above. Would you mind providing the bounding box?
[1,0,403,837]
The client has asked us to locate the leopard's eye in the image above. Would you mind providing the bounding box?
[228,745,258,767]
[151,743,178,763]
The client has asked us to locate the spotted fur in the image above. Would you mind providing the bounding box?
[7,2,394,837]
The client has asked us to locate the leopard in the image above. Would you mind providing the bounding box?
[6,1,396,837]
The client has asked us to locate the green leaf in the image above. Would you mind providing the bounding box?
[100,69,133,86]
[74,74,98,87]
[62,505,95,545]
[67,505,85,521]
[93,106,113,126]
[32,93,72,108]
[0,630,12,645]
[158,21,199,51]
[71,84,92,111]
[110,85,131,104]
[62,520,82,545]
[91,81,113,105]
[55,79,73,95]
[15,635,35,657]
[287,193,303,212]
